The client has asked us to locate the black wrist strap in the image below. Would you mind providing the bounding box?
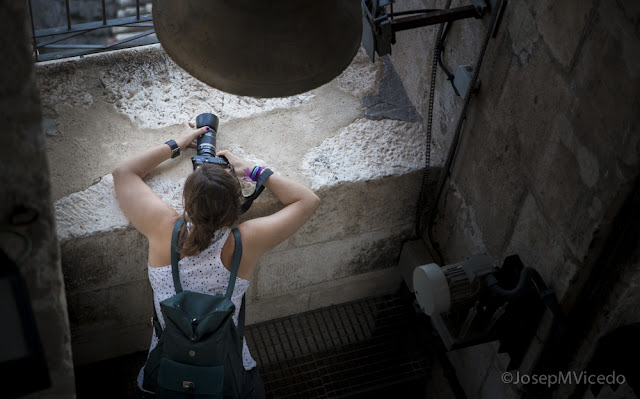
[165,139,180,158]
[240,168,273,215]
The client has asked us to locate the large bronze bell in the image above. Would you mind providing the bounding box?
[152,0,363,98]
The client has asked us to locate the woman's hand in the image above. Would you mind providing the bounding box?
[177,122,209,150]
[217,150,254,177]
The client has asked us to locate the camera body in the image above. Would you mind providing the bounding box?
[192,113,229,170]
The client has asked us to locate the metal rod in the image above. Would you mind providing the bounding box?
[35,35,158,62]
[35,31,87,48]
[102,0,106,24]
[45,44,104,49]
[65,0,71,30]
[43,30,154,50]
[458,301,480,340]
[34,14,152,38]
[391,5,479,32]
[27,0,38,61]
[255,324,272,365]
[136,0,141,20]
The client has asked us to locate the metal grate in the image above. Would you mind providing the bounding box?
[245,294,432,398]
[26,0,158,62]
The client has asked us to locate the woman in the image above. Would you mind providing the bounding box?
[113,121,320,398]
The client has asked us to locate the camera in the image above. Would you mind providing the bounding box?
[192,113,230,170]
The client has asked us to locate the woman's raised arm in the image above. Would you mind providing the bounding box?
[113,123,208,242]
[217,150,320,264]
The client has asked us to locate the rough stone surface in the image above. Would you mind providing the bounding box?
[504,194,578,297]
[54,174,185,241]
[256,226,411,297]
[293,171,422,247]
[363,57,421,122]
[39,45,366,200]
[40,41,425,365]
[61,229,148,293]
[38,45,315,130]
[335,46,385,98]
[390,0,640,398]
[433,179,486,262]
[531,0,593,68]
[1,2,76,397]
[301,118,425,189]
[247,268,402,325]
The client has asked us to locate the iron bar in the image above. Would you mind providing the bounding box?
[65,0,71,30]
[391,5,479,32]
[105,29,155,48]
[42,30,154,50]
[33,14,153,38]
[137,0,141,20]
[46,44,105,49]
[101,0,106,25]
[35,35,157,62]
[36,20,154,49]
[36,31,87,48]
[26,0,38,61]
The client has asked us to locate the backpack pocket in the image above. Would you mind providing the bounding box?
[157,358,224,399]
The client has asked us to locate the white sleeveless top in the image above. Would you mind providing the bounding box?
[137,227,257,389]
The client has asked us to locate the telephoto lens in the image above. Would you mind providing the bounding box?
[195,113,219,156]
[192,113,229,170]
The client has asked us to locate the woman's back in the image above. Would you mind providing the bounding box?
[137,227,256,389]
[114,121,320,398]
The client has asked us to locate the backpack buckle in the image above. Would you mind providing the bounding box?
[183,381,195,391]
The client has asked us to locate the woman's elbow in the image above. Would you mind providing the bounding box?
[309,192,321,213]
[112,165,126,185]
[112,164,133,194]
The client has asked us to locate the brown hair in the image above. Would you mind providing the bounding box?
[180,164,241,257]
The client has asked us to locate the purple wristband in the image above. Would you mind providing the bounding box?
[243,166,264,182]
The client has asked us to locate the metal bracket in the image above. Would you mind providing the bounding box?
[362,0,488,61]
[453,65,481,99]
[470,0,488,16]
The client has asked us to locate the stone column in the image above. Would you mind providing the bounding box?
[0,2,75,397]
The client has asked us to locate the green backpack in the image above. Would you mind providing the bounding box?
[142,219,247,398]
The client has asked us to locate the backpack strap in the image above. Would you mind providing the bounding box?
[227,228,247,340]
[225,228,242,299]
[151,296,163,339]
[170,218,185,294]
[238,294,246,339]
[151,218,184,338]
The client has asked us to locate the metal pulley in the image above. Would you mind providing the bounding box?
[152,0,363,98]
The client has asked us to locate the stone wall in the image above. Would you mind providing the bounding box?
[389,0,639,398]
[1,2,75,398]
[37,45,427,365]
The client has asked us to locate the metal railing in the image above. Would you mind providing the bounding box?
[27,0,158,62]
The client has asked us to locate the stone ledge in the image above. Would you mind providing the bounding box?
[41,41,431,367]
[247,267,403,325]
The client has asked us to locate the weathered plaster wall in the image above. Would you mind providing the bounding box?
[389,0,639,398]
[37,44,428,365]
[1,2,75,397]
